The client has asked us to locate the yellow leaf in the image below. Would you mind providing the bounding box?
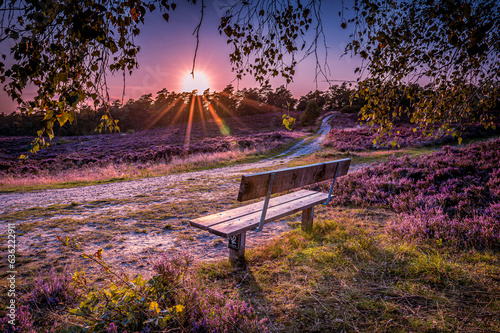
[95,248,103,260]
[174,304,185,313]
[150,301,160,314]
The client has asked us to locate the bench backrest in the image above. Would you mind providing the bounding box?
[237,158,351,202]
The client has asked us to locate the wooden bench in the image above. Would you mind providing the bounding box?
[189,158,351,262]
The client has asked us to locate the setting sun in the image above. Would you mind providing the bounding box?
[181,72,211,93]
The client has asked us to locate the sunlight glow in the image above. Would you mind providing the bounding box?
[203,96,230,136]
[183,94,196,153]
[181,72,211,94]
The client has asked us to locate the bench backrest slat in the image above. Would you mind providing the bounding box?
[237,158,351,202]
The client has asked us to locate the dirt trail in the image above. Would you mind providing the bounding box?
[0,113,340,214]
[1,113,368,269]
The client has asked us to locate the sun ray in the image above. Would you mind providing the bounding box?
[143,96,182,130]
[238,96,276,113]
[197,95,207,136]
[170,99,188,125]
[212,93,247,129]
[183,94,196,153]
[203,96,230,136]
[216,91,238,117]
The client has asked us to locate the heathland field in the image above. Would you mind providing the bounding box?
[1,111,499,332]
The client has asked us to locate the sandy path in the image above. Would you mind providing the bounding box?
[1,113,341,214]
[1,113,368,269]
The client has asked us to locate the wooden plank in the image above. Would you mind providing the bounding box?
[189,190,319,230]
[237,158,351,202]
[209,192,329,238]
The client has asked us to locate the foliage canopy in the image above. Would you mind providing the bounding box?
[1,0,499,148]
[347,0,500,142]
[0,0,193,154]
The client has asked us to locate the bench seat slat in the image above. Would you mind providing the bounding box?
[208,191,329,238]
[190,189,318,230]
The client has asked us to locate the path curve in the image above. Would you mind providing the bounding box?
[273,113,335,158]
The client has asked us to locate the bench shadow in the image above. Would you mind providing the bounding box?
[230,258,266,302]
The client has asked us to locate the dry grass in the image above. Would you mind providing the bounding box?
[196,207,500,332]
[0,148,261,193]
[2,177,499,331]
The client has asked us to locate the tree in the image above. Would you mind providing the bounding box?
[325,83,351,110]
[296,90,326,111]
[221,0,500,141]
[264,85,296,111]
[346,0,500,142]
[300,99,320,125]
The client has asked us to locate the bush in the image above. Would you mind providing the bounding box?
[0,305,35,333]
[300,100,320,125]
[28,266,74,310]
[332,138,500,249]
[340,104,362,113]
[0,267,74,333]
[55,241,268,333]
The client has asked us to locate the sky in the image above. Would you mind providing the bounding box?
[0,1,361,113]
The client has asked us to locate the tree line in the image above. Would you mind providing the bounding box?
[0,83,355,136]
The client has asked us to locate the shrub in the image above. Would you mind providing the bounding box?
[28,266,74,310]
[340,104,362,114]
[300,100,320,126]
[390,207,500,249]
[193,289,268,332]
[0,305,35,333]
[332,138,500,248]
[0,267,73,333]
[323,114,500,151]
[57,240,268,332]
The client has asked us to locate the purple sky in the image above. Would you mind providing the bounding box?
[0,1,361,113]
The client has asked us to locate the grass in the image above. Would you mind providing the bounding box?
[2,133,499,331]
[0,138,305,193]
[195,207,500,332]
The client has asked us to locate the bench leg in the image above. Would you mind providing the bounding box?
[301,207,314,232]
[228,232,246,263]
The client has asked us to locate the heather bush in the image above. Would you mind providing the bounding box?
[332,138,500,248]
[57,238,268,332]
[28,266,74,310]
[0,267,73,333]
[323,114,500,151]
[193,289,268,333]
[393,208,500,249]
[0,305,35,333]
[0,129,303,175]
